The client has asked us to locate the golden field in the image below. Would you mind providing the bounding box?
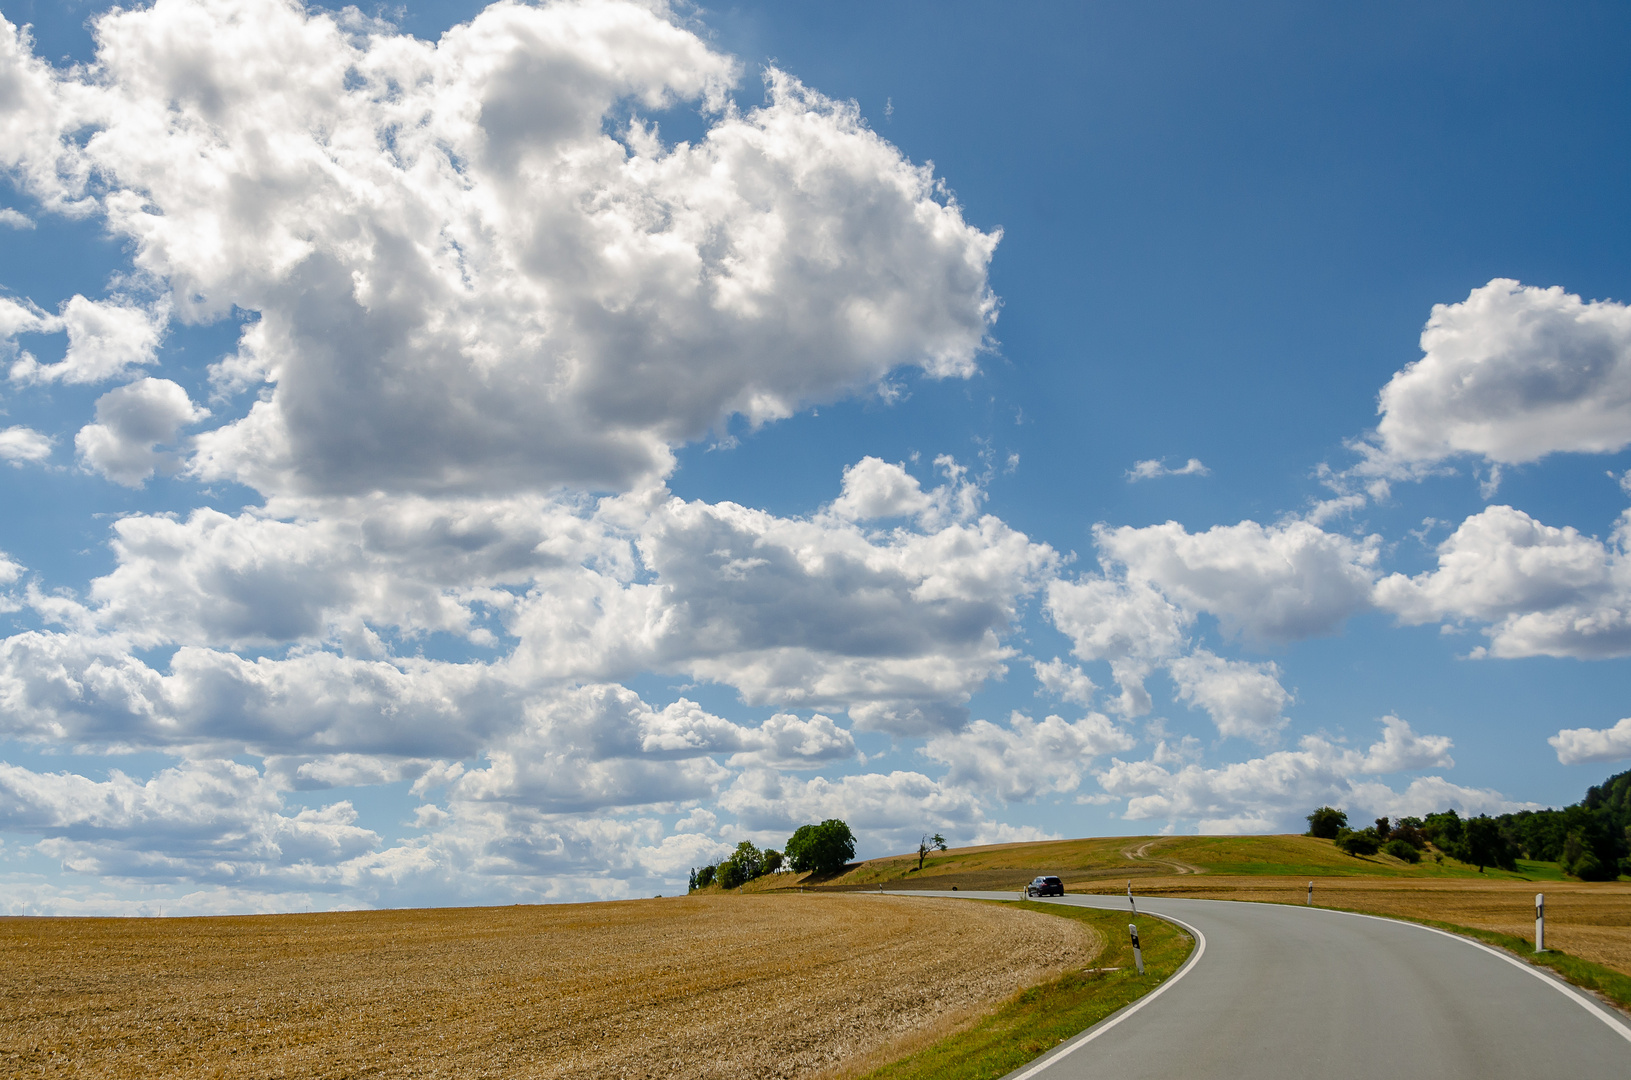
[0,893,1096,1080]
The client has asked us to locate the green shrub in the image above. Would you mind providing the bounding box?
[1383,838,1421,863]
[1335,827,1380,856]
[1566,849,1616,881]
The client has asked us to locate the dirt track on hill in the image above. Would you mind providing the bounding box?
[0,893,1095,1080]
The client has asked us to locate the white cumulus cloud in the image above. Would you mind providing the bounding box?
[922,710,1135,802]
[1374,504,1631,658]
[1095,717,1499,833]
[2,0,998,498]
[1549,717,1631,765]
[1095,518,1380,643]
[74,377,209,486]
[1366,279,1631,474]
[1166,649,1291,743]
[0,425,51,465]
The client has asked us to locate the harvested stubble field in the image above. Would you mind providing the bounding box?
[0,893,1097,1080]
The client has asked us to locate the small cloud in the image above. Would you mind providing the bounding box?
[0,426,53,465]
[1127,457,1209,482]
[1549,717,1631,766]
[0,208,34,230]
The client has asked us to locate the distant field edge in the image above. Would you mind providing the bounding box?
[834,900,1199,1080]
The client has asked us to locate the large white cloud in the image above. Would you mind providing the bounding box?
[0,759,379,883]
[1165,649,1290,743]
[1045,576,1189,716]
[1367,279,1631,473]
[2,0,998,498]
[921,710,1135,803]
[1374,504,1631,658]
[1095,518,1380,643]
[1095,717,1499,834]
[1045,518,1376,719]
[8,296,168,385]
[0,0,1023,912]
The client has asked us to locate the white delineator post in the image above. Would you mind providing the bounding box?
[1535,893,1545,953]
[1129,924,1145,975]
[1307,880,1314,906]
[1127,880,1137,916]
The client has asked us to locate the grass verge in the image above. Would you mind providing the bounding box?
[851,902,1193,1080]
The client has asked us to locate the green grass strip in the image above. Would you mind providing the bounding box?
[855,901,1194,1080]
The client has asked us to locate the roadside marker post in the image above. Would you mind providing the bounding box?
[1535,893,1545,953]
[1129,924,1145,975]
[1307,881,1313,906]
[1127,880,1137,916]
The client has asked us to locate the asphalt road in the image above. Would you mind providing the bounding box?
[918,891,1631,1079]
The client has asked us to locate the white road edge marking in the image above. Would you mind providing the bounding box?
[1325,906,1631,1045]
[1003,903,1207,1080]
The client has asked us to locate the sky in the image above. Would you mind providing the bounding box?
[0,0,1629,915]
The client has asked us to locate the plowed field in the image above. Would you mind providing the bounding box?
[0,893,1096,1079]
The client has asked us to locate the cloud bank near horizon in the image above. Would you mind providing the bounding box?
[0,0,1626,914]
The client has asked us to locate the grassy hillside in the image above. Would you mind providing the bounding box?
[749,833,1578,893]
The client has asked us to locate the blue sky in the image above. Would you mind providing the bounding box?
[1,0,1629,914]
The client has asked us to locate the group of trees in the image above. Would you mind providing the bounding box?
[1305,768,1631,880]
[689,841,785,891]
[1306,807,1434,864]
[689,819,856,892]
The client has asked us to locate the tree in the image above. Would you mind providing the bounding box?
[1456,815,1517,872]
[693,864,716,889]
[762,848,783,875]
[1305,806,1348,840]
[715,841,765,889]
[917,832,947,871]
[715,857,747,890]
[1422,809,1464,849]
[1374,817,1392,839]
[1390,818,1427,850]
[785,819,857,876]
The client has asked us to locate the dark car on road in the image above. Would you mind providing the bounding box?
[1026,875,1064,897]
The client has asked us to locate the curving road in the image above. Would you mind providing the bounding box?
[918,891,1631,1079]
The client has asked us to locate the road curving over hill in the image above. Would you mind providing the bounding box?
[918,891,1631,1079]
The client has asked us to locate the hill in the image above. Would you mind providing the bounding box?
[747,832,1574,894]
